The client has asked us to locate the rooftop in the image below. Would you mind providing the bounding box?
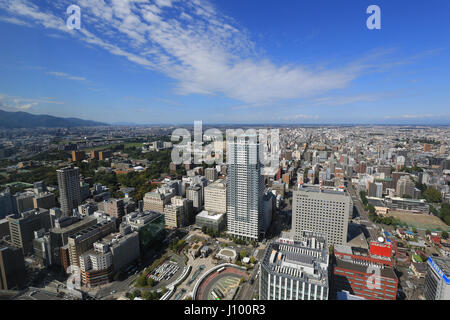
[296,184,349,197]
[196,210,224,221]
[122,210,162,226]
[335,258,397,279]
[205,178,226,189]
[51,216,96,233]
[429,256,450,277]
[262,233,328,284]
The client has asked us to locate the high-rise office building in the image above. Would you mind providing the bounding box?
[424,256,450,300]
[396,176,415,199]
[259,232,329,300]
[49,216,98,267]
[0,240,26,290]
[57,166,82,216]
[368,182,383,198]
[187,185,203,212]
[164,202,185,228]
[143,187,174,213]
[72,151,85,162]
[33,192,56,210]
[204,179,227,214]
[67,220,116,267]
[292,186,351,246]
[14,192,35,214]
[205,167,218,182]
[7,208,51,255]
[33,181,46,194]
[226,134,264,241]
[103,198,125,227]
[0,189,16,219]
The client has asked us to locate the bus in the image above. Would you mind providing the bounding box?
[216,267,225,274]
[211,291,220,300]
[213,288,224,299]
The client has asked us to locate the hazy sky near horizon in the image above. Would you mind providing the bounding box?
[0,0,449,124]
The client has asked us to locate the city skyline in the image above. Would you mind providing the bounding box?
[0,0,449,125]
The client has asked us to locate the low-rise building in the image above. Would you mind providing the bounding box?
[333,242,398,300]
[195,210,226,233]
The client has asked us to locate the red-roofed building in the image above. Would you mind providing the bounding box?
[370,241,392,258]
[333,244,398,300]
[428,233,441,247]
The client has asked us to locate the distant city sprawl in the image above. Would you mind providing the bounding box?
[0,124,449,303]
[0,0,449,311]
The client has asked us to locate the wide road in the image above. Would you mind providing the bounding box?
[236,266,259,300]
[95,272,140,300]
[348,185,379,241]
[235,248,265,300]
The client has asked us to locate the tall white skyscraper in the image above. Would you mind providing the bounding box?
[226,134,264,241]
[57,165,81,216]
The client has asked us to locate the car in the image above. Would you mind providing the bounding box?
[110,290,116,294]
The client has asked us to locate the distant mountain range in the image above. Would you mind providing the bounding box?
[0,110,107,128]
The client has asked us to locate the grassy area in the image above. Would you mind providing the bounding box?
[387,211,450,231]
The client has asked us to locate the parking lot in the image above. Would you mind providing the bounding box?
[149,261,180,282]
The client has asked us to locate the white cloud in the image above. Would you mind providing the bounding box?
[15,102,38,110]
[0,15,31,26]
[384,114,437,119]
[154,0,174,8]
[313,93,387,106]
[0,93,64,111]
[47,71,87,81]
[280,114,319,121]
[0,0,405,105]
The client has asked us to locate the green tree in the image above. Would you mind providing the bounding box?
[441,231,449,240]
[133,289,141,297]
[438,203,450,225]
[303,169,309,182]
[136,275,148,287]
[150,291,159,300]
[423,187,442,203]
[142,291,151,300]
[240,250,248,260]
[147,277,154,287]
[425,229,431,235]
[359,190,368,206]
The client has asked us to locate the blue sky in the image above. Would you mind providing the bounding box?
[0,0,449,124]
